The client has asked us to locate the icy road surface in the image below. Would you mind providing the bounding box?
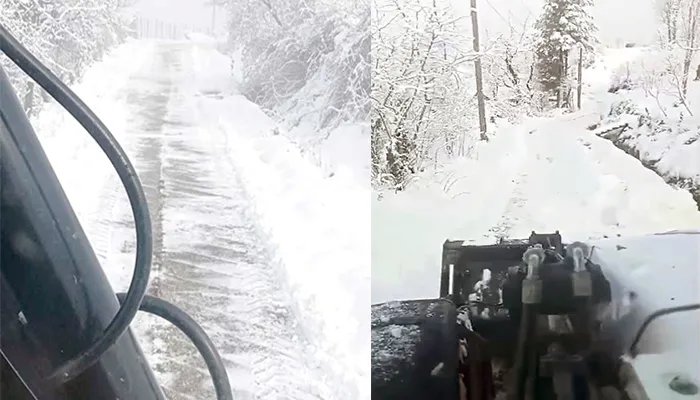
[37,39,369,400]
[372,113,700,303]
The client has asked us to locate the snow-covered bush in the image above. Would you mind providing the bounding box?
[0,0,131,116]
[607,99,641,117]
[225,0,370,166]
[607,46,699,117]
[608,62,637,93]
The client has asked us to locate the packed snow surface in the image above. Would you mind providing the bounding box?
[34,38,369,399]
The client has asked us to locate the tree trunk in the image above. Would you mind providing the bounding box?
[681,0,699,94]
[556,51,563,108]
[577,47,583,109]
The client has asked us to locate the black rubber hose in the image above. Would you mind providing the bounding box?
[116,293,233,400]
[0,23,153,383]
[512,304,535,400]
[629,303,700,357]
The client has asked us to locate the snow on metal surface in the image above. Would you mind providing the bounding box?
[589,231,700,321]
[371,300,435,384]
[587,232,700,397]
[629,352,700,400]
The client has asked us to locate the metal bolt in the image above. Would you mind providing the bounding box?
[567,242,593,297]
[522,246,544,304]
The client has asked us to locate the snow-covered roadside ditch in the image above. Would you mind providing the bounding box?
[191,44,371,399]
[583,47,700,210]
[595,119,700,210]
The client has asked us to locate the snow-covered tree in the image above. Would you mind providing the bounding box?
[480,17,544,118]
[677,0,699,95]
[225,0,367,109]
[533,0,598,107]
[647,0,700,108]
[224,0,369,180]
[0,0,131,115]
[658,0,683,43]
[372,0,476,189]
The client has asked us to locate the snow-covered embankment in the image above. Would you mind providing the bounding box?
[191,43,371,399]
[584,47,700,210]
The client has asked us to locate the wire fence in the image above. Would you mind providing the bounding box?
[129,17,214,40]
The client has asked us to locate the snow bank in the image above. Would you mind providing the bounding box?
[192,43,370,399]
[190,43,236,94]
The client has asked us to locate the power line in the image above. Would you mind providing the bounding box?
[482,0,511,26]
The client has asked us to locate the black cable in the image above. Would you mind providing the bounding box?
[0,23,151,383]
[1,22,233,399]
[512,303,535,400]
[116,294,233,400]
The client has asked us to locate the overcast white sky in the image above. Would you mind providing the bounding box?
[129,0,658,45]
[454,0,659,46]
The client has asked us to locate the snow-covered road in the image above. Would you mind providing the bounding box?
[372,114,700,302]
[95,43,331,399]
[483,115,699,239]
[36,38,369,400]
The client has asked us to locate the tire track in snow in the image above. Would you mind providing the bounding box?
[97,43,331,400]
[484,125,603,240]
[483,128,531,240]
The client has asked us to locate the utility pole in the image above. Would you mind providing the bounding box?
[577,46,583,110]
[470,0,488,141]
